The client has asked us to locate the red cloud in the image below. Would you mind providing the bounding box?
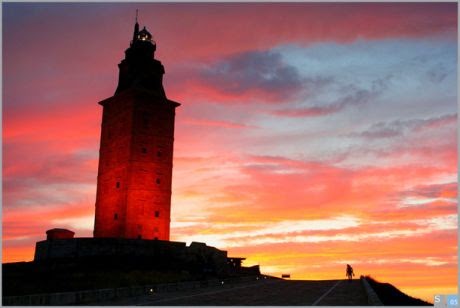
[181,117,257,129]
[155,2,457,63]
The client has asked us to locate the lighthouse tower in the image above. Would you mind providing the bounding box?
[93,18,180,240]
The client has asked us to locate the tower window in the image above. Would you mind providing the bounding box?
[157,151,162,157]
[137,235,142,239]
[143,120,149,127]
[155,211,160,218]
[114,213,118,220]
[116,182,120,188]
[156,178,161,185]
[142,114,150,127]
[154,237,158,240]
[142,147,147,154]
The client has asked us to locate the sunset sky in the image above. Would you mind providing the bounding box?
[2,2,458,302]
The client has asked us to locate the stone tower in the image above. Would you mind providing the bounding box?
[93,18,180,240]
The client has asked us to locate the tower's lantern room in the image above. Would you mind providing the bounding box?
[137,27,154,43]
[115,17,166,96]
[132,19,156,46]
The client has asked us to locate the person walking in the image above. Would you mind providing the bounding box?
[346,264,355,281]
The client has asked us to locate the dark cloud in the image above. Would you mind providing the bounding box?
[427,65,449,83]
[359,119,419,139]
[356,113,456,139]
[404,182,457,199]
[273,84,380,117]
[199,50,310,102]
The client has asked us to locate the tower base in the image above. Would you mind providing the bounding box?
[33,237,259,277]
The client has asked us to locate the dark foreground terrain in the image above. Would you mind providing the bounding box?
[3,261,195,296]
[365,276,431,306]
[3,256,257,297]
[4,260,432,306]
[84,278,368,306]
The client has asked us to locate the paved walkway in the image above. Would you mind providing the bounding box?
[90,278,368,305]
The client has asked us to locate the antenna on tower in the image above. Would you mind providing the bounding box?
[132,9,140,45]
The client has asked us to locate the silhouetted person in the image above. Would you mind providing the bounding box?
[346,264,355,281]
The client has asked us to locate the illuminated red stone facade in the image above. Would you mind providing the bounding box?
[94,20,180,240]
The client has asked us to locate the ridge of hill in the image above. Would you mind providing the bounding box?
[365,275,431,306]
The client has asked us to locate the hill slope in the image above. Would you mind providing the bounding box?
[365,276,431,306]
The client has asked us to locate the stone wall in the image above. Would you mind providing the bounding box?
[94,88,180,241]
[34,238,227,274]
